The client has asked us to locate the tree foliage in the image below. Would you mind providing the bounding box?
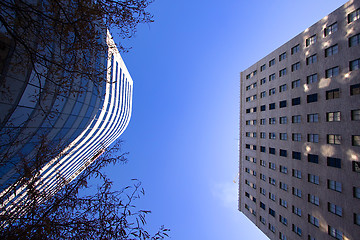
[0,0,153,94]
[0,140,170,239]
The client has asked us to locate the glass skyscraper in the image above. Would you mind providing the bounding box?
[0,30,133,215]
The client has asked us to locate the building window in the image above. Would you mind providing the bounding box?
[260,91,266,98]
[269,117,276,124]
[292,97,301,106]
[308,214,320,227]
[280,149,287,157]
[260,146,266,152]
[269,103,275,110]
[269,177,276,186]
[269,162,276,170]
[279,232,287,240]
[326,66,339,78]
[292,206,302,217]
[269,132,276,140]
[325,44,338,57]
[354,187,360,199]
[306,35,316,47]
[328,202,342,216]
[269,73,276,81]
[292,151,301,160]
[308,194,320,206]
[279,52,287,61]
[260,64,266,71]
[307,73,318,84]
[261,105,266,111]
[308,174,319,185]
[279,215,288,226]
[292,187,302,198]
[260,201,266,210]
[279,68,287,77]
[260,118,266,125]
[353,135,360,146]
[291,44,300,54]
[269,88,276,96]
[292,169,302,179]
[349,33,360,47]
[328,179,342,192]
[354,213,360,226]
[326,88,340,99]
[307,113,319,122]
[292,79,300,88]
[328,225,343,240]
[308,134,319,143]
[280,165,288,174]
[279,199,288,208]
[269,58,275,67]
[279,100,287,108]
[269,223,276,233]
[307,93,318,103]
[306,54,317,65]
[327,111,341,122]
[260,132,266,139]
[327,157,341,168]
[269,208,276,217]
[351,109,360,120]
[327,134,341,145]
[292,115,301,123]
[291,62,300,71]
[324,22,338,37]
[279,84,287,92]
[260,187,266,196]
[259,215,266,225]
[280,133,287,140]
[351,83,360,95]
[350,59,360,71]
[279,182,288,191]
[269,192,276,201]
[279,116,287,124]
[260,173,266,181]
[292,224,302,236]
[309,235,317,240]
[308,154,319,164]
[348,8,360,23]
[269,147,275,155]
[260,159,266,167]
[260,78,266,85]
[352,161,360,173]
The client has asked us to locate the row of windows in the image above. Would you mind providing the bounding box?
[245,145,360,172]
[245,131,360,146]
[255,206,353,240]
[244,179,359,239]
[245,83,360,111]
[245,28,359,82]
[245,110,360,126]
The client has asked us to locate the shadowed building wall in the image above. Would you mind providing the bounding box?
[239,1,360,239]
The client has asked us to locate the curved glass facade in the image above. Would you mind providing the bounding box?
[0,30,133,214]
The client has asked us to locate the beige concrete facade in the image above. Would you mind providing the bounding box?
[239,1,360,239]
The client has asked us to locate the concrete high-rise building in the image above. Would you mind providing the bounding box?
[0,30,133,214]
[239,1,360,239]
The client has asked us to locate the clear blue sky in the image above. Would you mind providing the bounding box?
[105,0,348,239]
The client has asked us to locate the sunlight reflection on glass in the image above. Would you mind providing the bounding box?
[303,144,311,156]
[320,145,335,157]
[319,78,331,88]
[347,149,359,161]
[303,84,310,92]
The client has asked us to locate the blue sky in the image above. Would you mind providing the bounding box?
[105,0,348,239]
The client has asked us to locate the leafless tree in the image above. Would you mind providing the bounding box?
[0,139,170,239]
